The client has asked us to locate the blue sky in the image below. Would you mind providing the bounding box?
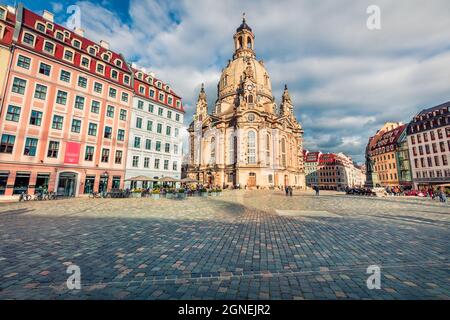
[4,0,450,162]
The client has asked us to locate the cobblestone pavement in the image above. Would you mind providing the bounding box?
[0,190,449,300]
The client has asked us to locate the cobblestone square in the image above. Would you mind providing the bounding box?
[0,190,449,300]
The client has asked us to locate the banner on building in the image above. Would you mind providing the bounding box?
[64,142,81,164]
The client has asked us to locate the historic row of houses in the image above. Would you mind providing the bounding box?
[303,151,366,190]
[365,101,450,190]
[0,4,184,197]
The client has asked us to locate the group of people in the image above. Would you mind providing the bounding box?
[425,187,448,203]
[385,186,404,196]
[285,186,294,196]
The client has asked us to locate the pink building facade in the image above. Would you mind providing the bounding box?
[0,5,133,196]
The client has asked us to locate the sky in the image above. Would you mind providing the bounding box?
[4,0,450,163]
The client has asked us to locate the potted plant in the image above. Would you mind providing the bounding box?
[200,188,208,197]
[166,188,175,199]
[151,189,160,200]
[177,188,186,199]
[132,188,142,198]
[210,188,217,197]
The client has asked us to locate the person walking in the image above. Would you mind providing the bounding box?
[285,186,289,196]
[439,187,447,203]
[314,185,320,196]
[289,186,293,197]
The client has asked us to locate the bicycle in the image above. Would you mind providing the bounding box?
[89,191,101,198]
[18,192,32,202]
[33,192,45,201]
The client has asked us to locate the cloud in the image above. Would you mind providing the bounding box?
[67,0,450,163]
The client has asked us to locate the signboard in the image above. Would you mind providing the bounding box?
[64,142,81,164]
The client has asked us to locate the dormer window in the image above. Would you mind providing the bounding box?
[96,63,105,74]
[137,72,143,80]
[36,22,46,33]
[23,32,36,46]
[55,31,64,41]
[147,77,153,84]
[64,30,70,39]
[88,47,96,55]
[72,39,81,49]
[0,8,6,21]
[46,23,54,31]
[43,41,55,54]
[81,56,90,68]
[102,53,110,61]
[165,85,170,91]
[115,59,122,67]
[157,82,162,88]
[63,49,74,62]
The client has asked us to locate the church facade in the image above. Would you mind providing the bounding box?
[187,17,305,189]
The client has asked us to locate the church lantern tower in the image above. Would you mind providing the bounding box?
[233,14,255,59]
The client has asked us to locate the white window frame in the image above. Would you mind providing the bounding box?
[111,69,118,80]
[55,31,64,41]
[114,59,122,68]
[87,45,97,56]
[35,21,46,33]
[72,39,81,49]
[43,40,56,55]
[80,55,91,69]
[96,62,105,75]
[0,7,6,21]
[63,48,75,63]
[22,31,37,47]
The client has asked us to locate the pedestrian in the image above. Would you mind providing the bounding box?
[289,186,293,197]
[439,187,447,203]
[285,186,289,196]
[315,186,320,196]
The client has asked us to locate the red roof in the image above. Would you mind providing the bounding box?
[319,153,336,164]
[305,152,320,163]
[132,67,184,112]
[0,6,16,47]
[17,7,132,88]
[370,124,405,156]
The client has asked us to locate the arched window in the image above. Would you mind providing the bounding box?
[247,95,254,104]
[247,37,252,49]
[247,131,256,164]
[238,36,243,49]
[210,137,216,164]
[266,133,271,165]
[281,138,286,167]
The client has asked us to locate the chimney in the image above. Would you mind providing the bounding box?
[100,40,109,50]
[7,6,16,14]
[74,27,85,37]
[42,10,54,22]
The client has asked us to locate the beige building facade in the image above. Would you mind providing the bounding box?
[187,17,305,189]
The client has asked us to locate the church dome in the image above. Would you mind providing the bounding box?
[218,56,273,101]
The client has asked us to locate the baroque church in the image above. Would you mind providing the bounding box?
[187,16,305,189]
